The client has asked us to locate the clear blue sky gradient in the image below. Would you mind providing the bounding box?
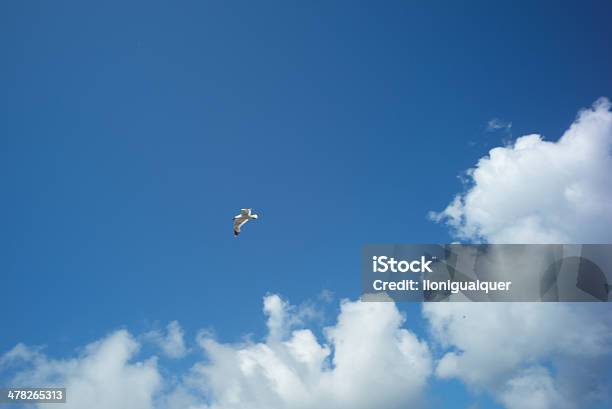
[1,2,612,408]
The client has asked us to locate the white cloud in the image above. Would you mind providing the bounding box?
[3,99,611,409]
[423,302,611,385]
[426,98,612,409]
[188,294,432,409]
[145,321,188,359]
[1,296,432,409]
[1,330,161,409]
[487,118,512,132]
[424,280,612,409]
[498,367,567,409]
[431,98,612,243]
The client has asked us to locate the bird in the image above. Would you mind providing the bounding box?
[233,208,258,237]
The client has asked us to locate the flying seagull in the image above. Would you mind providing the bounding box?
[233,208,258,237]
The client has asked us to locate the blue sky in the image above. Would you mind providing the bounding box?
[1,2,612,409]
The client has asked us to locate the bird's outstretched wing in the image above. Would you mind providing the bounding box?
[233,217,249,236]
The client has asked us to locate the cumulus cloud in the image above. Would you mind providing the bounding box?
[423,303,612,388]
[1,296,432,409]
[498,367,567,409]
[3,99,612,409]
[424,280,612,408]
[261,293,323,341]
[188,294,431,409]
[426,98,612,409]
[431,98,612,243]
[0,331,161,409]
[144,321,188,359]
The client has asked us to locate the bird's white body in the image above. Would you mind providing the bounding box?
[233,208,258,236]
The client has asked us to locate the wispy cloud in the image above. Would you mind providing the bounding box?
[486,118,513,132]
[143,320,187,359]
